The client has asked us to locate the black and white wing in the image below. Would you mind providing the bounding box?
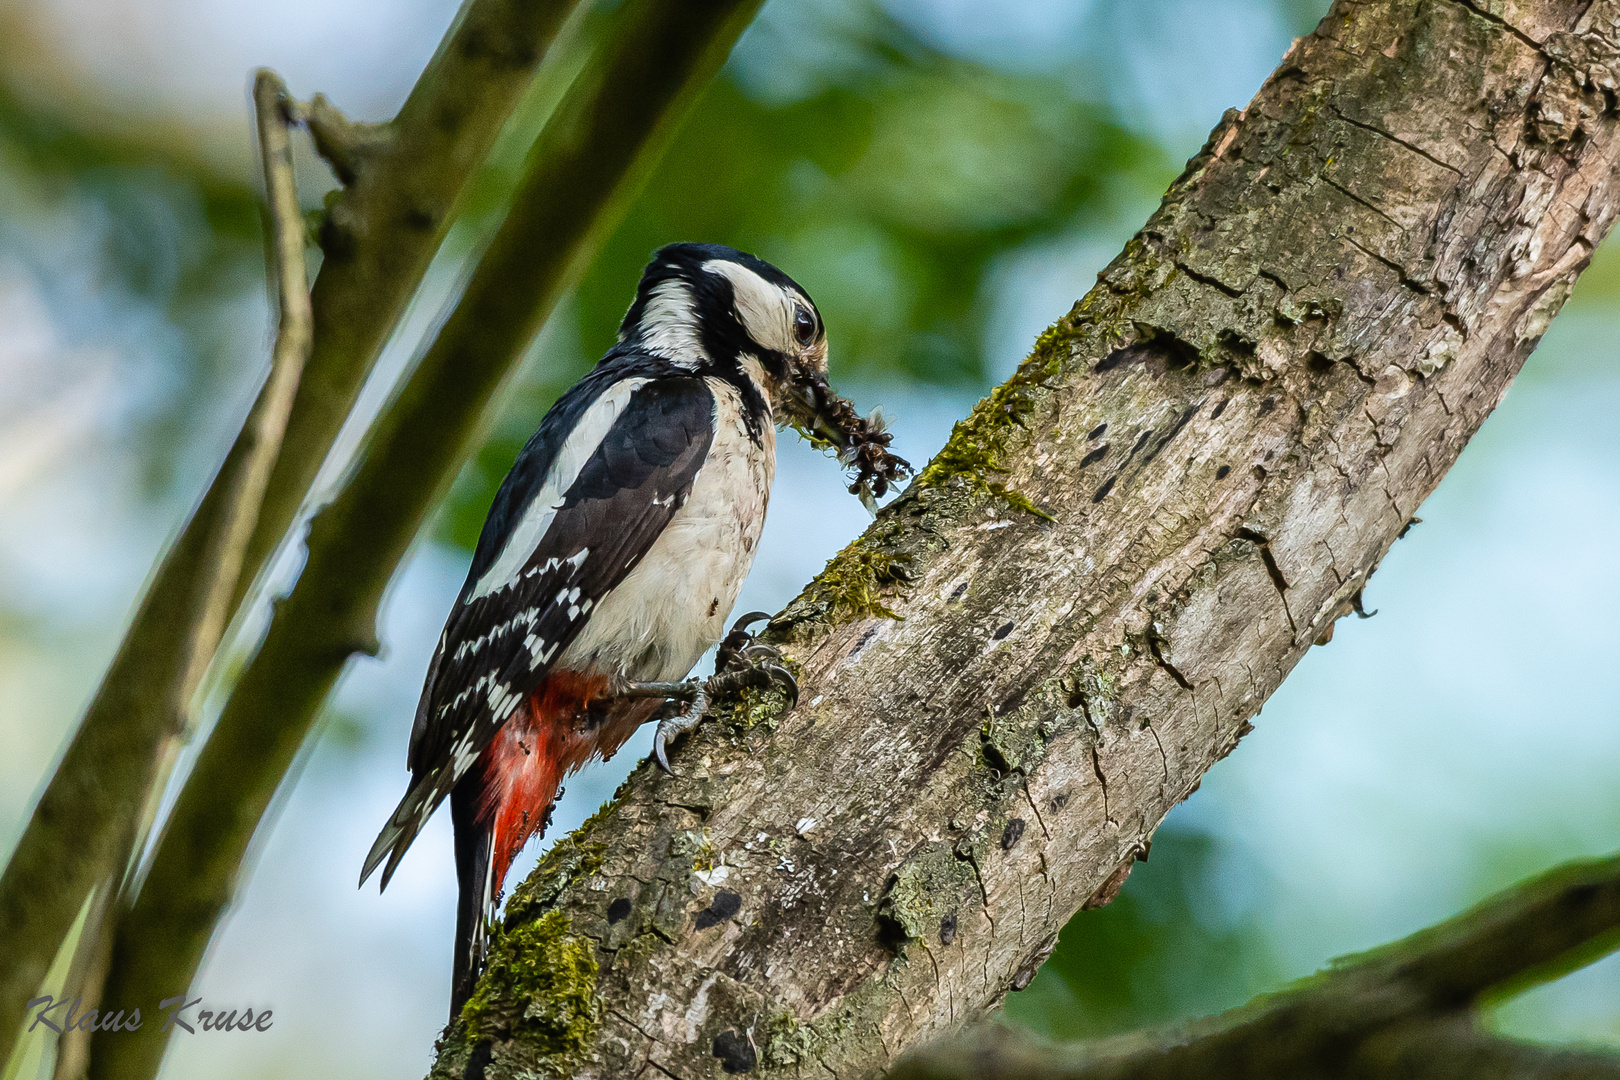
[361,370,715,887]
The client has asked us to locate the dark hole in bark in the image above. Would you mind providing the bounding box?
[993,621,1014,640]
[1216,329,1256,364]
[607,897,631,924]
[463,1039,494,1080]
[1216,464,1231,479]
[713,1030,757,1074]
[1001,819,1026,850]
[694,890,742,930]
[1088,422,1108,439]
[940,913,958,945]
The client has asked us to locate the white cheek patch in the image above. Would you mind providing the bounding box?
[468,382,646,600]
[636,278,708,366]
[703,259,797,354]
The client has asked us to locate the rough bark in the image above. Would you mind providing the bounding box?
[427,1,1620,1078]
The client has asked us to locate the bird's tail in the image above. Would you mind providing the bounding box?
[448,697,567,1019]
[444,673,646,1019]
[450,776,495,1017]
[360,772,442,892]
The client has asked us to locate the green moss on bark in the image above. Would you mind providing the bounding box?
[878,842,978,943]
[914,316,1088,519]
[780,535,913,634]
[458,911,601,1072]
[504,836,606,922]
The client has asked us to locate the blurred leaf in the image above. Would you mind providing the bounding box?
[0,79,266,497]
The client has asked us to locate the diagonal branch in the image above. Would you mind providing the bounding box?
[0,0,582,1046]
[87,2,764,1077]
[42,69,316,1080]
[203,70,316,711]
[423,1,1620,1076]
[888,853,1620,1080]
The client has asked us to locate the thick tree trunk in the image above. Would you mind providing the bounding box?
[429,2,1620,1077]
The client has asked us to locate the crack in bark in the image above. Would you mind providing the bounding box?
[1088,743,1113,827]
[1331,104,1466,177]
[1439,0,1549,54]
[1343,233,1438,297]
[1021,781,1050,841]
[609,1007,661,1045]
[1144,720,1172,785]
[645,1058,689,1080]
[1172,259,1245,299]
[1334,106,1464,180]
[1235,527,1299,635]
[1145,630,1195,692]
[1321,173,1407,230]
[1143,403,1203,465]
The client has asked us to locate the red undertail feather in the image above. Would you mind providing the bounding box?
[451,667,656,1016]
[477,669,649,899]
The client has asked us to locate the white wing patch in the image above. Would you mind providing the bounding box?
[451,606,540,663]
[467,378,646,601]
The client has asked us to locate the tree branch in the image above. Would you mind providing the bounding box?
[426,1,1620,1076]
[42,70,316,1080]
[888,853,1620,1080]
[890,1020,1620,1080]
[0,0,581,1045]
[87,2,764,1077]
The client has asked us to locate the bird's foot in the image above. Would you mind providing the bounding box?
[708,610,798,705]
[618,612,798,773]
[651,682,711,774]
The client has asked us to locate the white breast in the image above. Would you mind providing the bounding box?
[559,378,774,682]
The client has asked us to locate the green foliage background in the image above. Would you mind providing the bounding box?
[2,0,1619,1076]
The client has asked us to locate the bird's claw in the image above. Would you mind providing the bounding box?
[646,624,798,773]
[756,662,799,708]
[653,680,709,774]
[715,611,771,672]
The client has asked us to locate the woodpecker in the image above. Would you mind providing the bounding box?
[359,243,908,1015]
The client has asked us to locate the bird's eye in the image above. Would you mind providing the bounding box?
[793,305,816,346]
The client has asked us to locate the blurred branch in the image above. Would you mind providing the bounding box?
[197,67,315,735]
[88,1,763,1077]
[0,0,582,1050]
[892,1021,1620,1080]
[45,69,315,1080]
[889,854,1620,1080]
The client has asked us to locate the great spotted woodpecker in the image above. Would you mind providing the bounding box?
[359,243,908,1014]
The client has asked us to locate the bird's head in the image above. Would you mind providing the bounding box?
[619,243,910,503]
